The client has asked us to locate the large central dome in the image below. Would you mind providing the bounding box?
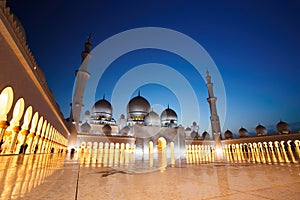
[127,93,150,121]
[144,111,160,126]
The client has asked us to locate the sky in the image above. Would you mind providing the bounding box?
[7,0,300,134]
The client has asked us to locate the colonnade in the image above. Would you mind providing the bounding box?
[224,140,300,164]
[78,142,135,167]
[185,144,216,164]
[78,138,176,172]
[0,86,67,155]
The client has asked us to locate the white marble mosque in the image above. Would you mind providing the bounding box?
[1,1,300,199]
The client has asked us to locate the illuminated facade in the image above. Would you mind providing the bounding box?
[0,2,68,155]
[69,35,300,158]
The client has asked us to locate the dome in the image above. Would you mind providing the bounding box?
[276,120,290,134]
[120,126,130,135]
[202,131,210,139]
[127,94,150,120]
[119,114,125,119]
[238,127,248,137]
[93,98,112,115]
[224,129,233,139]
[185,127,191,131]
[144,111,160,126]
[160,108,177,121]
[160,106,178,127]
[191,131,198,139]
[102,124,112,135]
[255,124,267,136]
[80,122,90,133]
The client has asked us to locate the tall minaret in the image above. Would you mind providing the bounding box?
[71,34,92,128]
[206,70,222,142]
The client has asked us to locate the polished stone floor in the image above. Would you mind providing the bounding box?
[0,153,300,200]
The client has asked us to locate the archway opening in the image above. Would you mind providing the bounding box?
[80,142,86,153]
[0,87,14,121]
[157,137,167,151]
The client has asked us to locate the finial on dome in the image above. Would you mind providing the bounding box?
[206,69,209,76]
[138,89,140,96]
[167,104,169,109]
[103,94,105,100]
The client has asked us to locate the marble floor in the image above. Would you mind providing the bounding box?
[0,153,300,200]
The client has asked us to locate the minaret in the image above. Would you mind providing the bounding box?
[206,70,222,142]
[71,34,92,128]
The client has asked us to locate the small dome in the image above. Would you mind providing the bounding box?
[144,111,160,126]
[80,122,90,133]
[190,131,198,139]
[161,108,177,121]
[202,131,210,139]
[120,126,130,135]
[224,129,233,139]
[276,120,290,134]
[255,124,267,136]
[102,124,112,135]
[119,114,125,119]
[127,94,150,120]
[185,127,191,131]
[92,98,113,117]
[238,127,248,137]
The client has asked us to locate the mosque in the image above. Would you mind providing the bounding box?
[0,0,298,159]
[68,36,298,155]
[67,34,224,153]
[1,3,300,199]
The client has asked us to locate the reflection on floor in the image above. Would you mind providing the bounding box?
[1,153,300,199]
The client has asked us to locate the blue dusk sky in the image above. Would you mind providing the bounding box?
[8,0,300,134]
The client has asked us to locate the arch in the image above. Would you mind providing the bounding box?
[36,116,44,136]
[30,112,39,133]
[41,120,48,137]
[148,141,154,153]
[45,123,50,138]
[0,87,14,121]
[93,142,98,149]
[110,143,115,149]
[120,143,125,149]
[87,142,92,149]
[21,106,33,130]
[48,126,53,139]
[10,98,25,126]
[81,141,87,148]
[157,137,167,151]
